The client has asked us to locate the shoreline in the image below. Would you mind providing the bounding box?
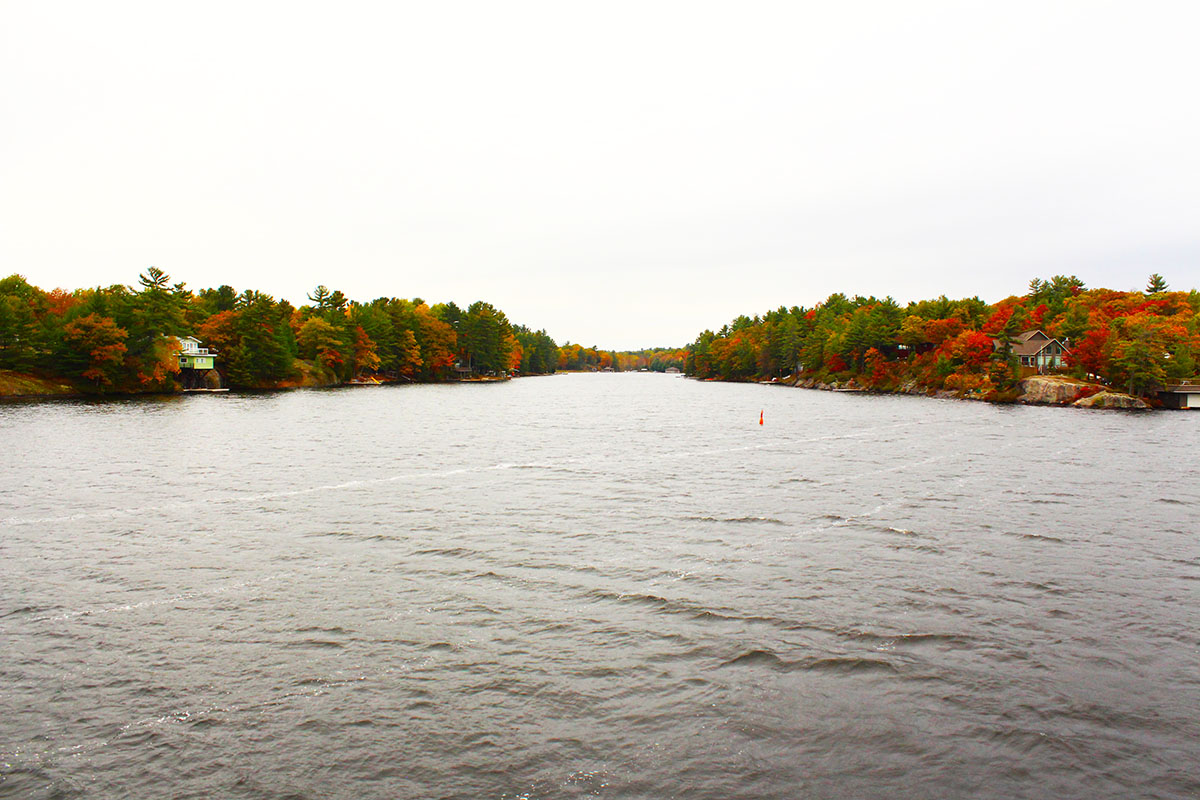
[0,369,540,400]
[0,368,1162,410]
[756,373,1154,410]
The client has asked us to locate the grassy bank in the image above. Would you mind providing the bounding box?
[0,370,80,397]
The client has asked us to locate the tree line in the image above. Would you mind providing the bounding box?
[556,344,686,373]
[0,269,563,391]
[685,274,1200,398]
[0,269,691,393]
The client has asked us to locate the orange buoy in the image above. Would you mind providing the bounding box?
[759,410,764,425]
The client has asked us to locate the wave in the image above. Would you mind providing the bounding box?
[1021,581,1069,596]
[0,605,48,619]
[848,631,971,649]
[411,546,482,559]
[881,526,922,537]
[1004,531,1066,544]
[583,588,789,628]
[685,515,787,526]
[718,648,900,674]
[284,639,345,649]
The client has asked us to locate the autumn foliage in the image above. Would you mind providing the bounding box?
[0,270,564,392]
[686,275,1200,399]
[63,313,128,387]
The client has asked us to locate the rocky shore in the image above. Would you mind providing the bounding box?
[780,373,1150,409]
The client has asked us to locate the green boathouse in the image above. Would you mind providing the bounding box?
[177,336,219,389]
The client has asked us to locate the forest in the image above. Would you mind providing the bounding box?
[685,275,1200,400]
[11,267,1189,401]
[0,269,684,394]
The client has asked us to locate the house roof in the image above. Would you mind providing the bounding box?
[1009,329,1067,357]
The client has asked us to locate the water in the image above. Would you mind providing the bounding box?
[1,374,1197,799]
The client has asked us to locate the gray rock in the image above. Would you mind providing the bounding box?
[1019,376,1095,405]
[1073,391,1149,410]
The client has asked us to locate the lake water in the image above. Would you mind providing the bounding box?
[1,374,1198,799]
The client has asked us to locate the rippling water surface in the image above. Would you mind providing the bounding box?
[2,374,1198,799]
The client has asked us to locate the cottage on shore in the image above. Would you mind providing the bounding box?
[996,330,1069,375]
[1159,382,1200,409]
[175,336,219,389]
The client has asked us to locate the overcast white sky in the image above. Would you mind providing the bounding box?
[2,1,1198,348]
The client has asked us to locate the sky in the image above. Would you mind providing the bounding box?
[2,1,1198,349]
